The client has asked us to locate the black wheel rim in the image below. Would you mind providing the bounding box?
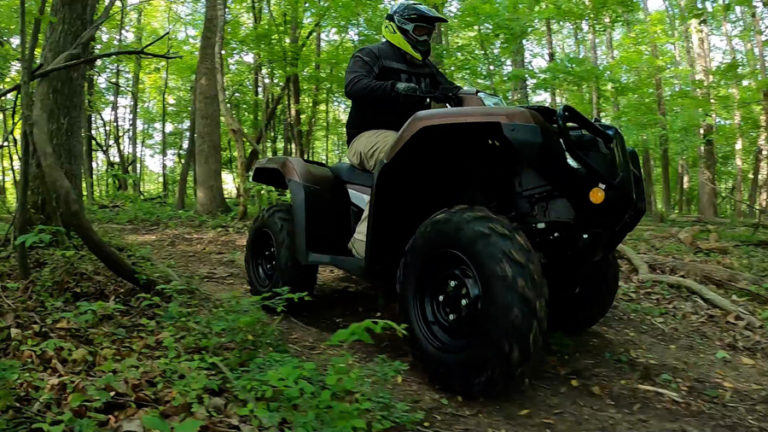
[248,229,278,290]
[413,249,482,353]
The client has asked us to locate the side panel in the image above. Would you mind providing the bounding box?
[251,157,353,260]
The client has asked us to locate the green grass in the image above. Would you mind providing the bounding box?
[0,236,422,432]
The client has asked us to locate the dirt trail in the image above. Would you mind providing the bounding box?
[117,224,768,432]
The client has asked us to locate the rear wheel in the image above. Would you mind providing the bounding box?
[245,204,317,296]
[398,206,548,395]
[547,252,620,334]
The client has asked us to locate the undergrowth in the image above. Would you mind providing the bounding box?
[0,233,421,432]
[88,188,287,230]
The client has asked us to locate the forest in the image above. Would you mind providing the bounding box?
[1,0,768,431]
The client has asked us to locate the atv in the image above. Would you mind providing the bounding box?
[244,88,646,395]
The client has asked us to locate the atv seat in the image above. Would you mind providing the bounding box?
[330,163,374,188]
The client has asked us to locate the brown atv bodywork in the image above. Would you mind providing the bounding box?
[252,105,563,279]
[252,96,645,282]
[387,106,555,161]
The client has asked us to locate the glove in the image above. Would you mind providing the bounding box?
[432,85,463,104]
[394,82,420,95]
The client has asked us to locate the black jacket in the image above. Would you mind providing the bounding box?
[344,41,456,145]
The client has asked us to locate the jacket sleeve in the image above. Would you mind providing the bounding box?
[345,47,399,101]
[428,60,459,90]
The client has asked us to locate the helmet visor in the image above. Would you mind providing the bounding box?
[394,15,435,41]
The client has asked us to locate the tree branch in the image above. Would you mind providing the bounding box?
[33,48,181,82]
[0,9,180,100]
[617,244,762,328]
[43,0,118,69]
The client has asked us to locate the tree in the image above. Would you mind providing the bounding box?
[721,2,746,218]
[24,0,152,288]
[690,5,717,218]
[195,0,230,215]
[129,5,143,195]
[216,0,253,220]
[749,0,768,216]
[642,0,671,214]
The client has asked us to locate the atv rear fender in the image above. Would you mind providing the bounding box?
[252,157,352,260]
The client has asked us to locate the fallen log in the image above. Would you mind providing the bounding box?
[617,245,762,328]
[640,254,768,302]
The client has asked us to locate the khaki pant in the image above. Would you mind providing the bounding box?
[347,130,398,258]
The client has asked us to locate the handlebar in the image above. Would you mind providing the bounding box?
[413,85,463,105]
[557,105,614,146]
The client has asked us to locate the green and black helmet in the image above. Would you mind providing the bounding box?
[383,1,447,61]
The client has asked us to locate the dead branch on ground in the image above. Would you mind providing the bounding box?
[640,254,768,302]
[617,244,762,328]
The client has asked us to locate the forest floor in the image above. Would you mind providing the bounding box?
[110,216,768,432]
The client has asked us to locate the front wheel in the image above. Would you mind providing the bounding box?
[245,204,317,296]
[397,206,548,396]
[547,252,620,334]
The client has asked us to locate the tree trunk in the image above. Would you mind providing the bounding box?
[287,0,304,158]
[15,0,45,278]
[283,109,292,156]
[161,57,169,199]
[139,121,148,193]
[691,14,718,219]
[749,147,762,217]
[325,80,330,164]
[605,17,620,116]
[215,0,251,221]
[85,68,95,202]
[111,0,129,193]
[643,147,656,216]
[176,85,196,210]
[4,110,18,194]
[545,18,556,108]
[28,0,94,221]
[304,31,322,155]
[27,0,151,288]
[195,0,230,215]
[722,8,745,218]
[751,3,768,214]
[0,117,5,203]
[510,37,528,105]
[677,158,689,214]
[662,0,682,74]
[250,0,264,155]
[129,6,143,195]
[270,101,279,157]
[588,14,600,120]
[160,7,171,200]
[680,3,696,87]
[643,0,671,215]
[573,22,582,57]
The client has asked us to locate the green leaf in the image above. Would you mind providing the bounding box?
[715,350,730,360]
[142,415,171,432]
[174,418,205,432]
[69,393,88,408]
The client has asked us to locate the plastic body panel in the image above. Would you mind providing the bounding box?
[249,104,646,284]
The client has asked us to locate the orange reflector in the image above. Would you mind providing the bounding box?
[589,187,606,205]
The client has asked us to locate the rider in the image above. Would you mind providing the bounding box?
[345,1,460,258]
